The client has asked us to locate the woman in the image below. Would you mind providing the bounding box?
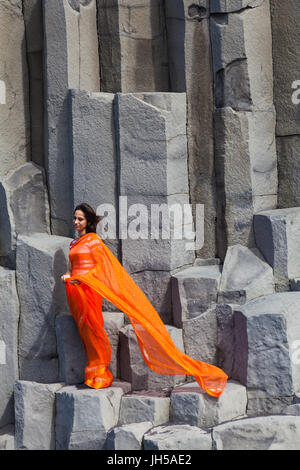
[61,203,228,397]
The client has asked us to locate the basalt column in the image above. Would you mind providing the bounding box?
[43,0,100,236]
[165,0,216,259]
[270,0,300,208]
[210,0,278,260]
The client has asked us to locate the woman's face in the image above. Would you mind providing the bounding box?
[73,210,87,235]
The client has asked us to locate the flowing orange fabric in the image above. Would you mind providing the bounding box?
[65,232,228,397]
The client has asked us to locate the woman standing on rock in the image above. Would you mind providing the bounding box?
[61,202,228,396]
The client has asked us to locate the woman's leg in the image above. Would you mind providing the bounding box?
[65,282,113,389]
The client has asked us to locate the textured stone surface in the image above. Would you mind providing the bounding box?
[166,1,216,258]
[211,0,264,12]
[0,268,19,427]
[218,245,275,304]
[232,292,300,397]
[55,384,124,450]
[23,0,44,167]
[0,425,15,450]
[211,0,273,111]
[121,193,195,273]
[277,136,300,209]
[270,0,300,136]
[43,0,100,236]
[171,380,247,428]
[17,233,72,383]
[70,90,119,257]
[247,390,293,417]
[254,208,300,290]
[117,93,189,197]
[14,381,63,450]
[55,314,86,384]
[119,324,186,390]
[0,0,30,178]
[216,304,239,378]
[143,424,212,450]
[131,270,174,324]
[213,416,300,450]
[107,421,153,450]
[97,0,169,93]
[0,162,50,267]
[283,404,300,416]
[172,265,222,328]
[119,395,170,426]
[214,107,277,259]
[182,308,218,366]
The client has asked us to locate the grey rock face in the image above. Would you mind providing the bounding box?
[254,208,300,290]
[277,136,300,209]
[246,389,294,417]
[119,395,170,426]
[211,1,273,111]
[182,308,218,366]
[0,162,50,267]
[172,265,222,328]
[216,303,239,377]
[283,404,300,416]
[218,245,275,304]
[0,268,19,428]
[69,90,119,258]
[213,416,300,450]
[143,424,212,450]
[97,0,169,93]
[119,324,186,390]
[270,0,300,136]
[165,1,216,258]
[131,270,174,324]
[14,381,64,450]
[170,380,247,428]
[232,292,300,397]
[107,421,153,450]
[43,0,100,236]
[55,384,124,450]
[214,107,277,259]
[0,425,15,450]
[17,233,72,383]
[211,0,265,12]
[0,0,30,178]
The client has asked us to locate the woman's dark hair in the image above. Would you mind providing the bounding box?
[74,203,101,233]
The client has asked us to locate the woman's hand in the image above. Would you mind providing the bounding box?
[61,273,70,283]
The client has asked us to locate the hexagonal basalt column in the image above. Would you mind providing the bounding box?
[254,208,300,291]
[232,292,300,398]
[17,233,72,383]
[0,162,50,268]
[55,384,124,450]
[0,268,20,428]
[172,265,222,328]
[43,0,100,236]
[170,380,247,428]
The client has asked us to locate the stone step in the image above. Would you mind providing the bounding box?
[170,380,247,428]
[106,422,153,450]
[212,415,300,450]
[143,424,212,450]
[119,393,170,426]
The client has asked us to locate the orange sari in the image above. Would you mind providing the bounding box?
[65,232,228,397]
